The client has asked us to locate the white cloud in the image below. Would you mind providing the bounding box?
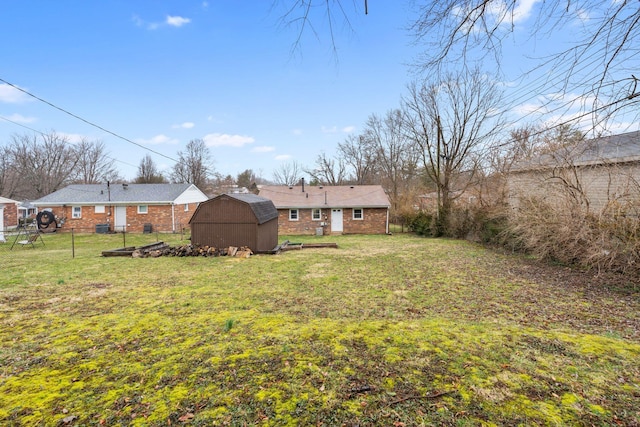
[133,14,190,30]
[0,84,30,103]
[251,146,275,153]
[321,125,354,134]
[57,133,87,144]
[166,16,191,27]
[452,0,541,34]
[291,129,303,136]
[2,113,36,123]
[511,0,540,23]
[203,133,255,147]
[275,154,292,161]
[172,122,195,129]
[137,134,179,145]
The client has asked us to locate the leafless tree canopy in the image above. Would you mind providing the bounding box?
[4,132,79,199]
[171,139,214,189]
[305,152,347,185]
[402,68,504,218]
[272,160,303,186]
[362,109,419,209]
[135,154,167,184]
[72,138,120,184]
[409,0,640,127]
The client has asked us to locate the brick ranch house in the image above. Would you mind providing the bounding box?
[508,130,640,213]
[258,184,391,235]
[32,183,208,233]
[0,196,20,242]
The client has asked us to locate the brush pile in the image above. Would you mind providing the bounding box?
[132,244,253,258]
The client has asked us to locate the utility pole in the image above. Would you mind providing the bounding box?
[436,115,441,222]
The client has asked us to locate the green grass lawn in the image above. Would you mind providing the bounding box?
[1,232,639,426]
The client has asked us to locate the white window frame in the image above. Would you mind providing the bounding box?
[95,205,105,214]
[137,205,148,214]
[289,209,299,221]
[184,203,189,212]
[352,208,364,220]
[312,208,321,221]
[72,206,82,219]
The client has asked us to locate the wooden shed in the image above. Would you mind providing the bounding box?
[189,193,279,253]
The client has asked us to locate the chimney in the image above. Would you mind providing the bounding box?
[301,177,305,193]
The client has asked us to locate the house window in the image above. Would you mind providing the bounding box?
[138,205,148,214]
[184,204,189,212]
[72,206,82,219]
[312,208,321,221]
[95,205,105,214]
[289,209,299,221]
[353,208,363,220]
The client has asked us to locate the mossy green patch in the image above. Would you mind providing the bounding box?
[1,233,638,425]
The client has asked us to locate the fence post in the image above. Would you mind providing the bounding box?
[71,228,75,258]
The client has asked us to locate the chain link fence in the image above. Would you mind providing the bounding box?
[0,223,190,260]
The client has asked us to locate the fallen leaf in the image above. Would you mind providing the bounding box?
[178,413,195,422]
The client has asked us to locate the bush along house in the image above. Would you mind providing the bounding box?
[258,184,391,235]
[32,183,208,233]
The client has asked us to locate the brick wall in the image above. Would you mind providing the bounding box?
[2,203,18,228]
[342,208,388,234]
[42,203,197,233]
[276,207,388,235]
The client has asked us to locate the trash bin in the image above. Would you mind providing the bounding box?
[143,223,153,234]
[96,223,109,234]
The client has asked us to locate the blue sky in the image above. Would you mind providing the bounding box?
[1,1,637,181]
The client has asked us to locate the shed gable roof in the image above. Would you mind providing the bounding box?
[225,193,278,224]
[258,185,390,209]
[33,183,207,206]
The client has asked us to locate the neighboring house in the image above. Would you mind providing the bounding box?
[258,184,391,235]
[32,183,208,233]
[0,196,20,242]
[18,201,38,219]
[190,193,279,252]
[508,130,640,213]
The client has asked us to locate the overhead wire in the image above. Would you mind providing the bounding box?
[0,77,179,164]
[0,114,139,170]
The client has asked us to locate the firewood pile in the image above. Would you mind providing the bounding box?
[131,244,254,258]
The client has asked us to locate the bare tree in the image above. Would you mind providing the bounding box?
[135,154,167,183]
[362,109,419,215]
[72,138,120,184]
[409,0,640,128]
[6,132,79,199]
[272,160,303,186]
[0,145,20,199]
[402,68,504,230]
[337,134,378,185]
[171,139,214,189]
[305,152,347,185]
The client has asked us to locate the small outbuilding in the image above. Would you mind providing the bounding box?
[189,193,279,253]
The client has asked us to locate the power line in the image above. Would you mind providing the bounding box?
[0,114,139,170]
[0,77,179,163]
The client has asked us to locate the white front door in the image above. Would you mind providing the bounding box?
[0,206,5,242]
[331,208,343,233]
[114,206,127,232]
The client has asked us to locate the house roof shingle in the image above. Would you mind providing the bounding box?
[33,183,205,206]
[512,130,640,171]
[259,185,390,209]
